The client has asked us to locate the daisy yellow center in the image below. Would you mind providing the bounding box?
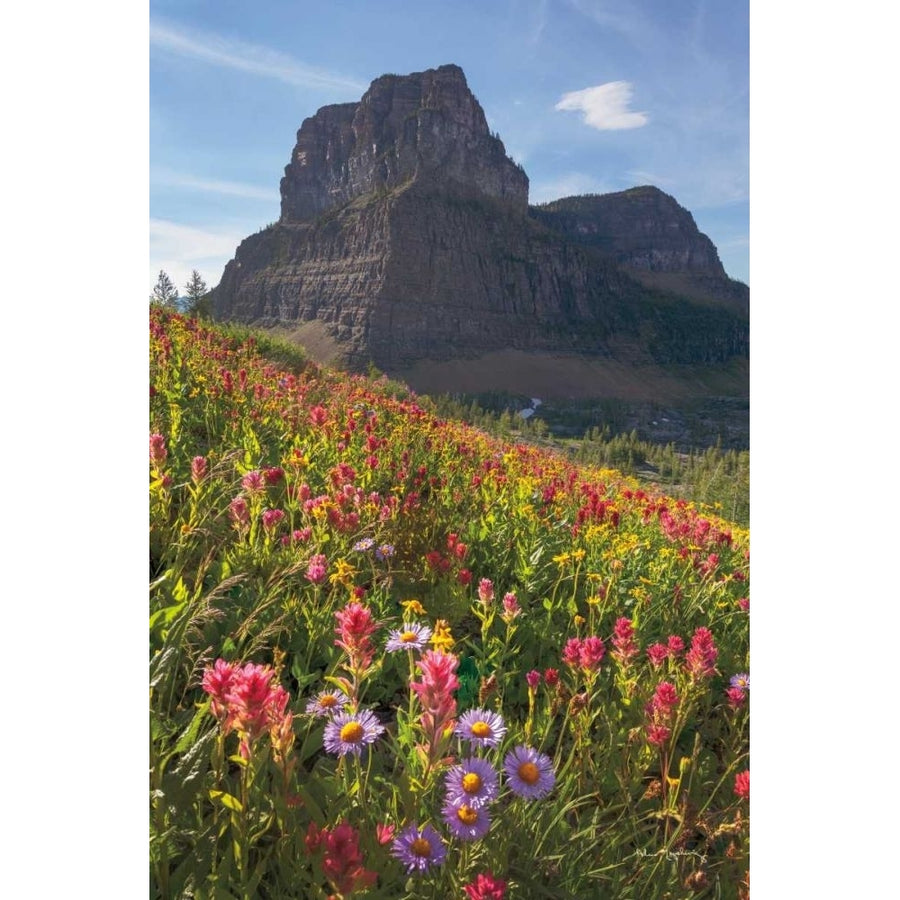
[456,805,479,825]
[320,695,338,708]
[470,721,491,738]
[340,721,364,743]
[400,631,419,643]
[461,773,482,793]
[517,761,540,785]
[410,837,432,857]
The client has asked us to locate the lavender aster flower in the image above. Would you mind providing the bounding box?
[304,688,350,718]
[441,797,492,841]
[391,824,447,873]
[504,745,556,800]
[729,673,750,691]
[323,709,384,757]
[385,622,433,653]
[353,537,376,552]
[376,543,395,561]
[456,708,507,748]
[443,757,499,809]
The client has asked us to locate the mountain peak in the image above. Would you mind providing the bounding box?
[279,64,528,223]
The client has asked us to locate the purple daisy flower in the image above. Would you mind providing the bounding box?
[323,709,384,757]
[443,757,499,809]
[385,622,433,653]
[456,708,507,748]
[353,537,376,552]
[441,797,492,841]
[304,688,350,718]
[391,823,447,873]
[729,673,750,691]
[376,543,395,561]
[504,745,556,800]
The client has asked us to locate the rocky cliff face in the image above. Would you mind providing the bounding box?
[280,64,528,222]
[531,188,726,276]
[213,65,748,376]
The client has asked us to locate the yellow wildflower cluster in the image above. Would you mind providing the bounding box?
[329,558,357,588]
[430,619,455,651]
[401,599,427,617]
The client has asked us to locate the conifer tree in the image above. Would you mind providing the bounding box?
[184,270,210,316]
[152,270,178,307]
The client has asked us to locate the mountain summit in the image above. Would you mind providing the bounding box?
[280,64,528,222]
[212,65,748,387]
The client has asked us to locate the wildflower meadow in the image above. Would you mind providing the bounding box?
[150,307,749,899]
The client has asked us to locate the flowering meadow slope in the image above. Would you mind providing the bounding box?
[150,308,749,899]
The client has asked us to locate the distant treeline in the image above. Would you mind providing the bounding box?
[428,394,749,527]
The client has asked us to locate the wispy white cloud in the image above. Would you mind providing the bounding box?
[565,0,662,53]
[150,19,367,93]
[150,218,251,293]
[555,82,648,130]
[528,0,549,45]
[150,219,244,261]
[151,169,278,202]
[530,172,618,204]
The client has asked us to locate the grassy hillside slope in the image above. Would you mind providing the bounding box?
[150,308,749,899]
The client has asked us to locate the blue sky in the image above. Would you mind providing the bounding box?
[150,0,748,295]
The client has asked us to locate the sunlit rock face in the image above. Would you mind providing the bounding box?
[213,65,748,374]
[279,64,529,223]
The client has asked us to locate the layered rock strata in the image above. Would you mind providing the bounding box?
[213,65,748,373]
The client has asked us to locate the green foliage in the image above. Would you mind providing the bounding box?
[150,308,749,899]
[426,395,749,527]
[152,269,179,307]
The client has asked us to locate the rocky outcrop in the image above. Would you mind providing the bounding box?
[213,65,748,376]
[531,188,726,276]
[531,188,749,313]
[280,64,528,222]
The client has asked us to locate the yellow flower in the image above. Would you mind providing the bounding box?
[552,551,572,567]
[401,599,427,617]
[573,614,586,627]
[430,619,455,651]
[329,558,357,587]
[571,548,586,562]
